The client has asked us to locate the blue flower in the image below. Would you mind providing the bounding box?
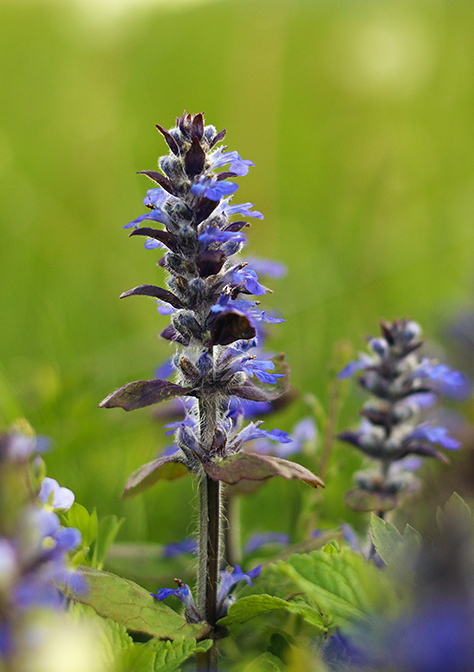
[162,539,198,558]
[156,301,176,316]
[416,360,471,399]
[198,225,246,249]
[338,355,373,379]
[124,188,170,230]
[191,176,239,201]
[151,579,201,622]
[210,148,255,176]
[254,417,317,458]
[222,201,264,220]
[211,294,283,328]
[236,356,285,385]
[217,565,262,617]
[4,432,50,461]
[245,533,290,554]
[232,268,267,296]
[234,422,291,448]
[407,424,461,450]
[38,477,75,511]
[154,357,175,380]
[244,257,286,279]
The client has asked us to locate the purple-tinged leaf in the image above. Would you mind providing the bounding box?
[129,228,178,252]
[137,171,177,196]
[191,113,204,140]
[185,137,206,177]
[229,383,281,402]
[155,124,180,155]
[216,171,238,181]
[122,453,189,499]
[209,310,256,346]
[99,380,193,412]
[209,128,227,149]
[160,324,190,346]
[223,221,250,233]
[120,285,184,309]
[203,453,324,488]
[379,320,395,345]
[407,444,449,463]
[196,249,226,277]
[194,197,219,225]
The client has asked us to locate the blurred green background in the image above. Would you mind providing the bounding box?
[1,0,474,547]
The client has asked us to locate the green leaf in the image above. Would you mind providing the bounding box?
[70,603,210,672]
[123,640,157,672]
[219,594,326,632]
[369,514,403,567]
[370,515,421,570]
[271,548,395,625]
[437,492,472,533]
[71,566,210,640]
[93,515,125,570]
[218,594,291,625]
[67,503,99,549]
[69,603,134,669]
[151,638,212,672]
[243,652,285,672]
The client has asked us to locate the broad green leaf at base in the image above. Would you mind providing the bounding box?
[72,566,210,640]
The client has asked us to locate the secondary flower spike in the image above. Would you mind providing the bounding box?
[338,319,467,513]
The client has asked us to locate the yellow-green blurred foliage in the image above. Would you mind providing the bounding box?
[1,0,474,542]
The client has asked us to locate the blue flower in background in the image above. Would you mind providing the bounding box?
[245,533,290,554]
[338,319,466,513]
[254,417,317,458]
[407,424,461,450]
[38,477,75,511]
[162,538,198,558]
[416,359,471,399]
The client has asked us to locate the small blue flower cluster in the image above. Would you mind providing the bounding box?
[0,428,84,662]
[152,564,261,622]
[338,319,468,512]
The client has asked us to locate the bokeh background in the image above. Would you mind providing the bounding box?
[2,0,474,548]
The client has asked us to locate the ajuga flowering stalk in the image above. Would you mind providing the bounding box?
[99,113,323,670]
[338,319,468,514]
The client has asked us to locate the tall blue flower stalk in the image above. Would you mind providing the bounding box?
[99,113,323,671]
[338,319,468,516]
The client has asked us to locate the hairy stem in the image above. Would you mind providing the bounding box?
[197,396,223,672]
